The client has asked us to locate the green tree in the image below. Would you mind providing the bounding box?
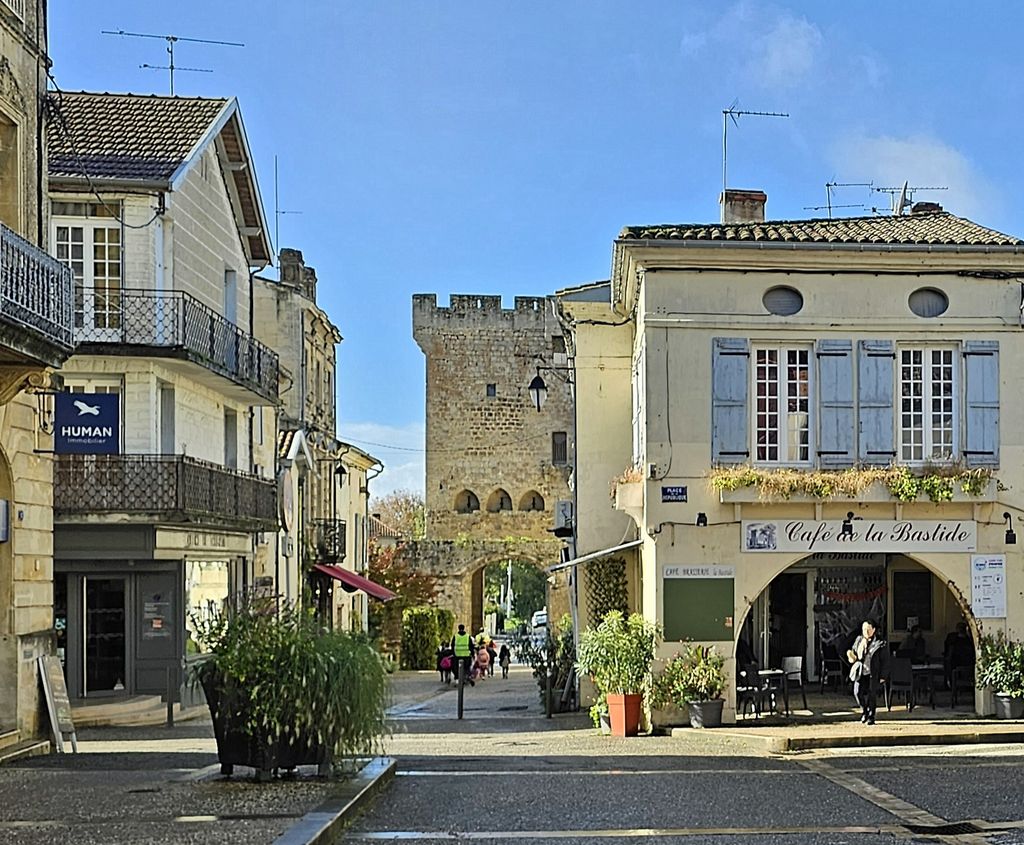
[369,490,426,540]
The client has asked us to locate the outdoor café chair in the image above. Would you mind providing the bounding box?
[885,656,915,711]
[782,655,808,711]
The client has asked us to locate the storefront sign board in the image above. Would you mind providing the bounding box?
[54,393,120,454]
[664,565,735,579]
[38,655,77,753]
[971,554,1006,618]
[742,519,976,553]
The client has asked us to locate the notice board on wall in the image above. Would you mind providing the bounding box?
[662,566,735,642]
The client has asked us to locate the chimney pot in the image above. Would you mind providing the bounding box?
[911,201,943,214]
[720,189,767,224]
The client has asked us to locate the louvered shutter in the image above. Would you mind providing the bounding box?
[858,340,895,465]
[963,340,999,467]
[711,337,749,464]
[817,340,855,467]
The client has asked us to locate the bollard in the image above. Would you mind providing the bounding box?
[457,660,465,720]
[545,639,553,719]
[166,664,175,727]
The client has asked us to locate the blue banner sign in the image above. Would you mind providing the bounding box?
[54,393,120,454]
[661,485,688,503]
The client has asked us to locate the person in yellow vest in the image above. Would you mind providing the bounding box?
[451,624,475,687]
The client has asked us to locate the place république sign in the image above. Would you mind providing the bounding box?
[742,519,977,554]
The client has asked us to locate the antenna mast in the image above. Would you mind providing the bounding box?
[824,181,872,219]
[102,30,244,95]
[273,155,303,261]
[722,101,789,196]
[873,183,948,216]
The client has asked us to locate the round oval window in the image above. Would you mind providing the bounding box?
[762,286,803,316]
[908,287,949,318]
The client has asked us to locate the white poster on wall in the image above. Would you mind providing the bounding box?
[971,554,1006,619]
[741,519,976,554]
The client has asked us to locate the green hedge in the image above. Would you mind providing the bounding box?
[435,608,455,645]
[401,605,440,669]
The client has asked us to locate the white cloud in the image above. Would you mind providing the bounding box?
[338,420,425,499]
[831,135,995,220]
[752,16,823,88]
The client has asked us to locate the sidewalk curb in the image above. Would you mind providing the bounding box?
[670,727,1024,753]
[272,756,396,845]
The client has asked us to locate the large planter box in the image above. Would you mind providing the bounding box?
[199,668,329,779]
[607,693,643,737]
[719,478,997,504]
[613,481,644,512]
[651,703,689,732]
[993,694,1024,720]
[687,699,724,728]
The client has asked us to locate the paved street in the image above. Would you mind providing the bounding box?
[354,666,1024,844]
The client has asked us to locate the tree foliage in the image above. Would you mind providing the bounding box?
[369,489,426,540]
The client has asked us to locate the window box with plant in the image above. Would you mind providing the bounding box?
[576,610,659,736]
[610,466,646,512]
[977,630,1024,719]
[191,599,389,780]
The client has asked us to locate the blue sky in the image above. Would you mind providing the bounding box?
[50,2,1024,496]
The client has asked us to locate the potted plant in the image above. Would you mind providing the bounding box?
[610,465,646,512]
[191,598,390,779]
[576,611,659,736]
[978,630,1024,719]
[671,644,726,728]
[650,654,691,730]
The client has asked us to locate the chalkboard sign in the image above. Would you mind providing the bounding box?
[38,655,77,753]
[663,572,735,642]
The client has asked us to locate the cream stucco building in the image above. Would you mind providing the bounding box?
[0,0,75,744]
[559,191,1024,721]
[255,249,388,630]
[46,92,279,702]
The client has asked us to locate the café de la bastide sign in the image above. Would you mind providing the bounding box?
[742,519,976,554]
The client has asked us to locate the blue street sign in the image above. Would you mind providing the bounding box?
[661,486,688,503]
[54,393,121,454]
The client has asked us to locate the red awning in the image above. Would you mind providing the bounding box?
[313,563,397,601]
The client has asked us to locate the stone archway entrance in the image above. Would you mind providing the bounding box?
[737,552,978,715]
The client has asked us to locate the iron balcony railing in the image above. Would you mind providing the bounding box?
[0,223,74,358]
[313,518,347,563]
[54,454,278,531]
[72,289,279,403]
[0,0,25,21]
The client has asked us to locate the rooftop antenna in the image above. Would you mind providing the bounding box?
[274,155,303,261]
[873,182,948,216]
[824,181,872,219]
[722,100,789,197]
[102,30,244,95]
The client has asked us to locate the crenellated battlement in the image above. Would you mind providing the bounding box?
[412,293,557,340]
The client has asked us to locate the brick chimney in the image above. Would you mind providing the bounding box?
[911,201,943,214]
[278,248,318,301]
[720,189,767,224]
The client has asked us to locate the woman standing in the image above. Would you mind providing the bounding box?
[847,619,888,725]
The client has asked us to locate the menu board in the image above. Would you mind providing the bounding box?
[38,655,76,752]
[971,554,1007,619]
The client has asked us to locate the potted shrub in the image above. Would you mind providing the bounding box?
[978,630,1024,719]
[650,654,691,730]
[672,644,726,728]
[610,466,646,512]
[576,611,659,736]
[191,599,390,779]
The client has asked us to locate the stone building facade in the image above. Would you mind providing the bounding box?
[412,294,573,629]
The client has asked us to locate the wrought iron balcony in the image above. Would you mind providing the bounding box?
[54,454,278,531]
[313,518,347,563]
[72,289,279,404]
[0,224,73,366]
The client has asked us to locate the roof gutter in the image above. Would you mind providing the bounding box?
[49,176,170,192]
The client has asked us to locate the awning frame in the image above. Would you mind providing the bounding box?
[545,539,643,574]
[313,562,397,601]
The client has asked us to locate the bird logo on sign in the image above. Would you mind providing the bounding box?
[73,400,101,416]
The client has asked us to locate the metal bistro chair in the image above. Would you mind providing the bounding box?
[736,664,763,719]
[782,656,808,711]
[950,664,975,708]
[885,656,915,711]
[819,643,844,694]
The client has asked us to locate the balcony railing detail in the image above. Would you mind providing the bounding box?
[72,289,279,402]
[0,0,25,21]
[0,223,73,352]
[313,518,347,563]
[54,454,278,530]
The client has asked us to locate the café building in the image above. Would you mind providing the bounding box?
[558,192,1023,721]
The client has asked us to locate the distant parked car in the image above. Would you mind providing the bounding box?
[530,609,548,629]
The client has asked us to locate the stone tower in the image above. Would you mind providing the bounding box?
[411,294,574,628]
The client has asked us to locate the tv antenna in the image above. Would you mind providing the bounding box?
[722,99,789,196]
[102,30,244,95]
[823,181,872,219]
[274,155,303,260]
[874,182,948,216]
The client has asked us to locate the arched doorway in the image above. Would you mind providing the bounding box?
[469,556,549,636]
[737,552,977,714]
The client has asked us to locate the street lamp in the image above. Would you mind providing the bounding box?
[528,374,547,411]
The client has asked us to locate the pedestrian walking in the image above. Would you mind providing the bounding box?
[498,642,511,679]
[486,638,497,677]
[473,645,491,681]
[846,618,888,725]
[452,624,475,687]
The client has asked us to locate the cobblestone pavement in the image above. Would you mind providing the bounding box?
[354,666,1024,844]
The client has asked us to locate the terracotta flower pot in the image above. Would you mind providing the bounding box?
[607,692,642,736]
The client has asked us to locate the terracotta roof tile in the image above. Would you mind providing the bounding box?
[47,91,228,183]
[619,212,1023,247]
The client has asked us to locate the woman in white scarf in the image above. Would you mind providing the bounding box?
[846,619,888,724]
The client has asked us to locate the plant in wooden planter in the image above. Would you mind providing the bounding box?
[610,465,646,510]
[576,611,659,736]
[191,599,389,779]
